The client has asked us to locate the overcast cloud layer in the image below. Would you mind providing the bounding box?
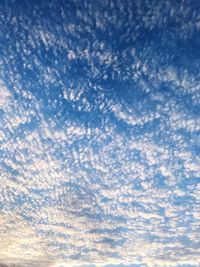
[0,0,200,266]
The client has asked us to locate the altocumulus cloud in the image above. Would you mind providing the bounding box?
[0,0,200,266]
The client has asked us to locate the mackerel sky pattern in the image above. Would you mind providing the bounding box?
[0,0,200,266]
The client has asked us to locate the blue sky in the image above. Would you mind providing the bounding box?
[0,0,200,266]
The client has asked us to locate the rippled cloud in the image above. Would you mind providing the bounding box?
[0,0,200,266]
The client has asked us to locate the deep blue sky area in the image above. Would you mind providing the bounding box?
[0,0,200,266]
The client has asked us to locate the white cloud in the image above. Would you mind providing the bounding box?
[0,0,200,265]
[0,80,11,110]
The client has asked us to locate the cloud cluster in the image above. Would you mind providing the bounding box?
[0,0,200,266]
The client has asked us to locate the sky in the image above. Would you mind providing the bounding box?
[0,0,200,266]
